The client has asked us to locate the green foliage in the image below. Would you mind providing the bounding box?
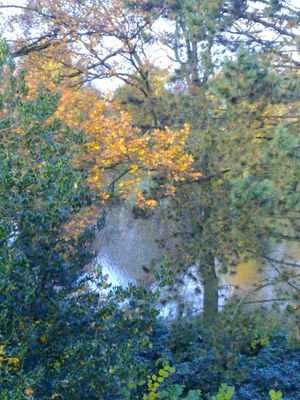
[269,389,283,400]
[143,363,176,399]
[0,0,299,394]
[212,46,282,104]
[157,385,202,400]
[271,125,298,155]
[210,384,235,400]
[250,334,270,351]
[120,0,299,327]
[147,308,300,400]
[0,47,160,399]
[0,44,87,397]
[167,308,278,389]
[230,176,275,210]
[154,252,177,287]
[0,39,9,66]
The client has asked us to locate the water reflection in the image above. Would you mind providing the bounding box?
[91,206,299,317]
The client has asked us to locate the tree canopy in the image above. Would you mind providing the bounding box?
[0,0,299,398]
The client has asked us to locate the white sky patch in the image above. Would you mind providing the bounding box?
[0,0,26,42]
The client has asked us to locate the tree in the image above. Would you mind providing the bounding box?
[1,0,299,323]
[0,42,161,399]
[111,1,300,322]
[0,0,158,96]
[158,48,300,322]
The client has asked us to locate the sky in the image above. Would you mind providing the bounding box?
[0,0,299,92]
[0,0,174,92]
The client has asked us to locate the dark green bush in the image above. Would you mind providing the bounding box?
[147,309,300,400]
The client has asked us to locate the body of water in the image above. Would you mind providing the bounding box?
[90,205,299,318]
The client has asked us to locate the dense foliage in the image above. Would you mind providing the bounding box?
[0,0,299,398]
[0,44,159,399]
[157,313,300,399]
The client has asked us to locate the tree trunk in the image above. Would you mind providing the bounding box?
[202,254,218,325]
